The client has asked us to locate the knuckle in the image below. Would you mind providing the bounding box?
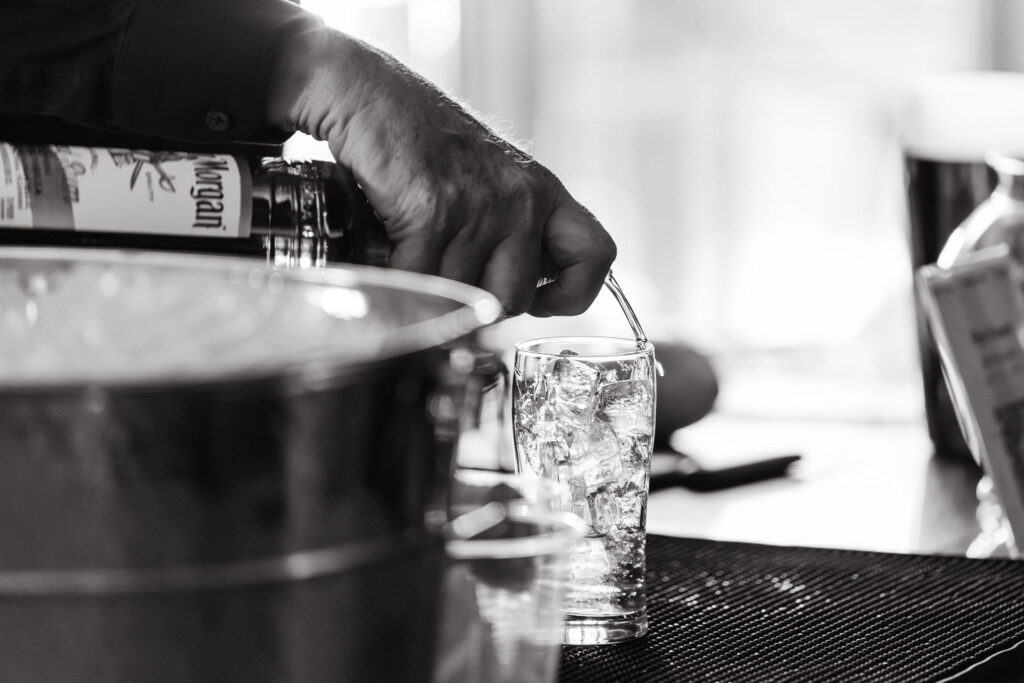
[530,170,562,207]
[601,236,618,267]
[510,162,558,206]
[435,177,460,208]
[587,225,617,267]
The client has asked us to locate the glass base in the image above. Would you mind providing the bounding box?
[562,608,648,645]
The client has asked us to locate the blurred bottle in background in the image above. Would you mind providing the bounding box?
[902,72,1024,461]
[932,148,1024,558]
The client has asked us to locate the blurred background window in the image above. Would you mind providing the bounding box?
[297,0,1024,426]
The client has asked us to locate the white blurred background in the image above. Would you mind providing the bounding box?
[295,0,1024,429]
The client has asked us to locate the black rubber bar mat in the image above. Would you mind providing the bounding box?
[560,535,1024,682]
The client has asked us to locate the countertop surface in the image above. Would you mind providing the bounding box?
[647,413,984,556]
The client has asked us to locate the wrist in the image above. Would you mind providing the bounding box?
[265,27,385,147]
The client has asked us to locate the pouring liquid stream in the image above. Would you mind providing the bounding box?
[604,271,647,345]
[535,257,649,346]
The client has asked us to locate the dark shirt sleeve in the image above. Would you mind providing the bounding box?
[0,0,323,145]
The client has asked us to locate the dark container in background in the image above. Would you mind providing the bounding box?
[904,155,994,460]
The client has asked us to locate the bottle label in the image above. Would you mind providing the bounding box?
[917,249,1024,545]
[0,143,251,237]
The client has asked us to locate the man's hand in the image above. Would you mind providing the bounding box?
[266,27,615,316]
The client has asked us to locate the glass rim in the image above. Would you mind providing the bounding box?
[514,336,654,362]
[444,509,585,560]
[0,247,501,390]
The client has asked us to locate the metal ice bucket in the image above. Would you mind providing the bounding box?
[0,247,502,681]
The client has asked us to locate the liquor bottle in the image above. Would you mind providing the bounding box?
[932,149,1024,558]
[0,142,390,268]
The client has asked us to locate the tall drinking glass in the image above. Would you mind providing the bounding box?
[512,337,656,645]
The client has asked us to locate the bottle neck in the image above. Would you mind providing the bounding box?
[250,159,331,269]
[249,159,390,269]
[996,170,1024,202]
[986,152,1024,201]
